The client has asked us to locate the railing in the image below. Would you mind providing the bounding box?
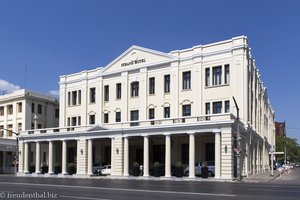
[20,113,236,135]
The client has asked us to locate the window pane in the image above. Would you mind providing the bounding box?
[213,101,222,114]
[182,105,191,116]
[164,75,170,93]
[183,71,191,90]
[116,83,122,99]
[225,100,230,113]
[131,82,139,97]
[164,107,170,118]
[225,64,230,84]
[116,112,121,122]
[213,66,222,86]
[104,85,109,101]
[205,68,210,87]
[90,88,96,103]
[149,77,155,94]
[130,110,139,126]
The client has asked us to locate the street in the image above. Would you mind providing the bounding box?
[0,168,300,200]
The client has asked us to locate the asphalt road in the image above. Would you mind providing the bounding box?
[0,168,299,200]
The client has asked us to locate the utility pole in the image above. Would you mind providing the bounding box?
[232,96,241,181]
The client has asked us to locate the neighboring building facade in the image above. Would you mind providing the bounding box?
[0,89,59,173]
[18,36,275,179]
[275,121,286,137]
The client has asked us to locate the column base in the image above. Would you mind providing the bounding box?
[32,172,42,176]
[58,172,69,177]
[123,173,129,176]
[44,172,55,177]
[73,174,91,178]
[165,174,171,178]
[188,175,196,179]
[143,174,149,177]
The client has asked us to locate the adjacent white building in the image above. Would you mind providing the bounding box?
[0,89,59,173]
[17,36,275,179]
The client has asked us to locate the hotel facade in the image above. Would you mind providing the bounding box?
[0,89,59,173]
[17,36,275,179]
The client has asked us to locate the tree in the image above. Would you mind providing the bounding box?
[276,136,300,164]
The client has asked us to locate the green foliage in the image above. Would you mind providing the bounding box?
[133,161,139,167]
[176,161,183,167]
[276,136,300,163]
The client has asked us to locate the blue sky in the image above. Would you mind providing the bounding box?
[0,0,299,141]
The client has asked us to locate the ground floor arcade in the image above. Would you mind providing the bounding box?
[17,122,271,179]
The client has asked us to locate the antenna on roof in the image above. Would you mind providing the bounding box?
[24,64,27,90]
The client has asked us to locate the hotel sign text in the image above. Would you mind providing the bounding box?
[121,59,146,67]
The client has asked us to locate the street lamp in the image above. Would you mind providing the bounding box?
[232,96,241,181]
[1,128,19,174]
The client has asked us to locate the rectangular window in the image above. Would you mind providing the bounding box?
[8,105,13,115]
[37,124,42,129]
[68,92,71,106]
[0,107,4,116]
[7,124,13,136]
[103,113,109,123]
[115,112,121,122]
[205,68,210,87]
[213,66,222,86]
[72,91,77,105]
[149,77,155,94]
[18,123,22,132]
[182,105,191,116]
[0,125,3,137]
[130,110,139,126]
[205,102,211,120]
[182,71,191,90]
[37,104,42,114]
[72,117,77,126]
[225,64,230,84]
[104,85,109,101]
[31,123,34,129]
[225,100,230,113]
[31,103,35,113]
[90,87,96,103]
[55,109,59,118]
[78,90,81,105]
[17,102,22,113]
[164,74,170,93]
[90,115,95,125]
[67,117,70,127]
[131,82,139,97]
[149,108,155,125]
[205,103,210,115]
[213,101,222,114]
[78,116,81,126]
[116,83,122,99]
[164,107,170,118]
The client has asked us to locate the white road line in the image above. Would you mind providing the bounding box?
[0,182,236,197]
[60,195,110,200]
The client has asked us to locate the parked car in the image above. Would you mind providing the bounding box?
[92,163,103,174]
[101,165,111,175]
[183,161,215,177]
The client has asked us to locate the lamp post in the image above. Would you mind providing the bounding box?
[1,128,19,174]
[232,96,241,181]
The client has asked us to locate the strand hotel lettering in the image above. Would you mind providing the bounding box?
[121,59,146,67]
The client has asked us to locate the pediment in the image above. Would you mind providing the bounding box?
[101,45,177,74]
[86,125,108,132]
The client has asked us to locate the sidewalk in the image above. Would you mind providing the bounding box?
[242,170,281,183]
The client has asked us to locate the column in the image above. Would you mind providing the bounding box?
[165,134,171,177]
[123,137,129,176]
[111,137,114,175]
[18,141,24,173]
[61,140,67,174]
[188,132,195,178]
[87,139,93,175]
[143,135,149,177]
[215,131,221,178]
[35,142,41,174]
[48,141,54,174]
[24,142,29,173]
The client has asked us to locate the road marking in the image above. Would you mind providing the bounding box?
[0,182,236,197]
[60,195,110,200]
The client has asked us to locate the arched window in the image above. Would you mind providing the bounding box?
[131,81,139,97]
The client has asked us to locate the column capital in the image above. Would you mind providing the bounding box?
[163,133,171,136]
[141,134,149,138]
[187,131,195,135]
[212,129,221,134]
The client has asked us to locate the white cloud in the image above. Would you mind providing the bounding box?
[49,90,60,97]
[0,79,21,94]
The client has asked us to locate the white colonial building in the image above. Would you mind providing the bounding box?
[17,36,275,179]
[0,89,59,173]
